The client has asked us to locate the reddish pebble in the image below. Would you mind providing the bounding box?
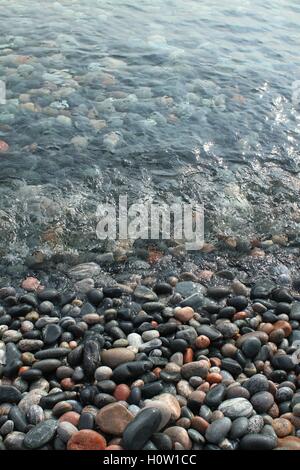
[233,311,248,321]
[195,335,210,349]
[152,367,161,378]
[59,411,80,426]
[183,348,193,364]
[0,140,9,153]
[114,384,131,401]
[67,430,106,450]
[191,416,209,434]
[277,436,300,450]
[21,277,41,292]
[151,321,158,328]
[19,366,29,375]
[273,320,292,337]
[105,445,123,450]
[207,372,222,384]
[61,378,75,391]
[210,357,221,368]
[272,418,294,437]
[69,341,77,349]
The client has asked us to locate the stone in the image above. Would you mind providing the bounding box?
[94,366,113,381]
[133,286,158,302]
[219,398,253,419]
[96,403,134,436]
[83,340,101,378]
[272,418,294,437]
[122,408,162,450]
[239,433,277,450]
[101,348,135,369]
[33,359,61,373]
[0,386,22,404]
[68,263,101,280]
[43,324,62,344]
[247,415,264,434]
[250,391,274,413]
[205,384,226,409]
[57,421,78,443]
[205,417,232,444]
[26,405,44,425]
[144,400,172,430]
[67,430,107,450]
[151,393,181,421]
[18,390,47,414]
[21,277,41,291]
[230,417,248,439]
[174,307,194,323]
[4,431,25,450]
[181,360,209,379]
[164,426,192,449]
[245,374,269,395]
[59,412,80,426]
[23,419,57,449]
[276,436,300,450]
[241,337,261,358]
[0,140,9,153]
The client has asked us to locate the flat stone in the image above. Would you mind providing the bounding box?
[219,398,253,419]
[23,419,57,449]
[101,348,135,369]
[96,403,134,436]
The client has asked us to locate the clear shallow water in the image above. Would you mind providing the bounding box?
[0,0,300,262]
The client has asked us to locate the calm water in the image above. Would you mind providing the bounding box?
[0,0,300,262]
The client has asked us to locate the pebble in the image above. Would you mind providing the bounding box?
[0,386,22,404]
[272,418,294,437]
[0,140,9,153]
[219,398,253,419]
[67,430,106,450]
[239,433,277,450]
[96,403,134,436]
[57,421,78,442]
[122,408,162,450]
[23,419,57,449]
[205,417,232,444]
[164,426,192,449]
[101,348,135,368]
[250,391,274,413]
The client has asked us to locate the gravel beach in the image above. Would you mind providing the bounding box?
[1,240,300,451]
